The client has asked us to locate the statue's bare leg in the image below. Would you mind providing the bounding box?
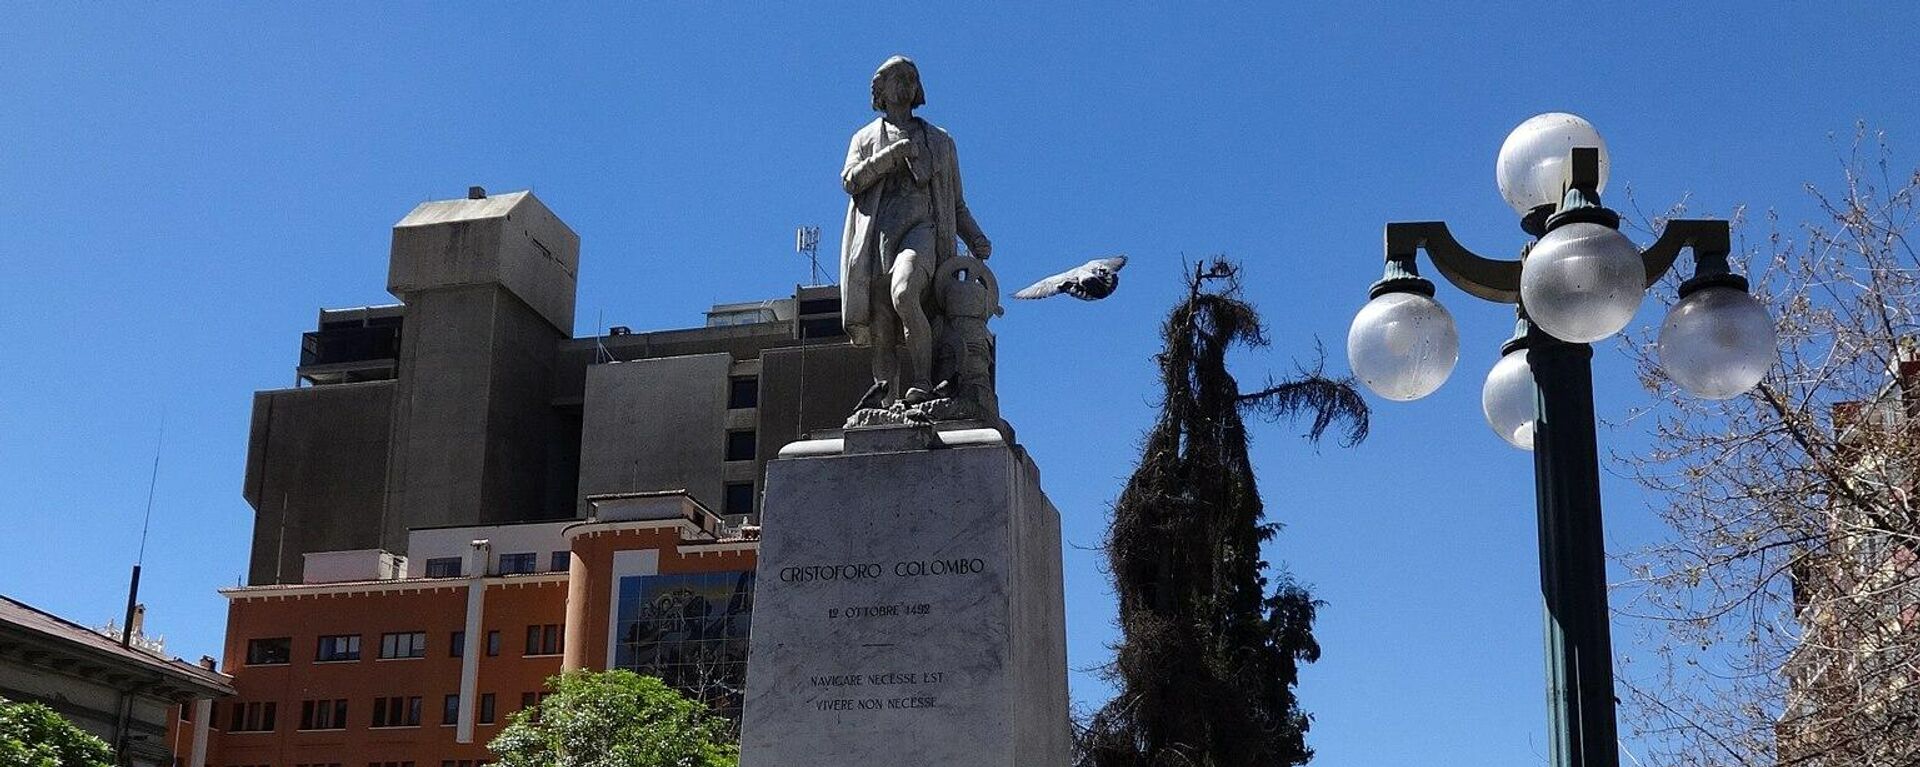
[868,277,902,402]
[891,245,934,400]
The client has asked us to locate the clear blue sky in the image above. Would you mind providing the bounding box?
[3,4,1916,765]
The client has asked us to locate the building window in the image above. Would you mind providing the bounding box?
[799,317,845,339]
[371,696,422,728]
[612,571,755,721]
[797,297,840,315]
[486,630,500,656]
[245,637,291,666]
[478,693,496,724]
[724,482,755,516]
[525,624,562,656]
[707,307,775,327]
[442,694,460,726]
[425,557,463,578]
[498,552,537,575]
[550,551,570,572]
[449,631,465,658]
[519,692,552,722]
[728,377,759,409]
[299,699,348,730]
[229,701,277,732]
[380,631,427,659]
[725,430,757,462]
[316,634,361,662]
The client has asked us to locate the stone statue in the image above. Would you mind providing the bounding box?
[923,255,1002,422]
[841,55,993,423]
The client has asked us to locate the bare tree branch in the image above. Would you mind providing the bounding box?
[1615,125,1920,767]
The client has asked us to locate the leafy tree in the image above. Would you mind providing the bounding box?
[489,669,739,767]
[1615,128,1920,767]
[0,697,113,767]
[1078,260,1368,767]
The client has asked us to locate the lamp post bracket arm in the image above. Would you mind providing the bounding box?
[1639,219,1732,288]
[1384,221,1521,304]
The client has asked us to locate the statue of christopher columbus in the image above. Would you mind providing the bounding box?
[839,55,993,412]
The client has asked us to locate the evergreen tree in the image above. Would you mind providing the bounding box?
[1079,260,1368,767]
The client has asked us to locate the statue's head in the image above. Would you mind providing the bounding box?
[870,55,926,112]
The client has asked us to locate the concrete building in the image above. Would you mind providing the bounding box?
[181,188,864,766]
[189,493,753,767]
[244,187,866,585]
[0,595,233,767]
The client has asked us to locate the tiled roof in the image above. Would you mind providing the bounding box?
[0,594,232,696]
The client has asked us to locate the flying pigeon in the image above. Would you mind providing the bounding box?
[1012,255,1128,301]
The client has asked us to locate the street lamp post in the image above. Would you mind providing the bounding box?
[1345,114,1777,767]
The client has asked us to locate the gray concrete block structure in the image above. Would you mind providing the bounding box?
[382,191,578,550]
[386,190,580,334]
[578,352,733,517]
[243,380,394,580]
[243,189,867,585]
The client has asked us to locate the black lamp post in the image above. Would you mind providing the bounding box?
[1345,114,1777,767]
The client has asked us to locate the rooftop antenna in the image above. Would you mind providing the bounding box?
[594,308,613,364]
[114,409,165,761]
[132,409,165,575]
[788,225,829,505]
[795,226,825,285]
[274,493,288,583]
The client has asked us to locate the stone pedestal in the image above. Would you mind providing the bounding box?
[739,425,1068,767]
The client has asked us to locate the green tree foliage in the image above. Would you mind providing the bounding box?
[1078,261,1369,767]
[488,670,739,767]
[0,697,113,767]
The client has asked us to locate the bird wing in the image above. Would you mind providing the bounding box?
[1012,272,1067,299]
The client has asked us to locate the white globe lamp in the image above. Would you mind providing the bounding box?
[1497,112,1610,216]
[1658,285,1775,399]
[1520,222,1647,343]
[1482,348,1537,450]
[1348,291,1460,401]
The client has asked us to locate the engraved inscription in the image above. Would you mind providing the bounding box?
[807,670,952,713]
[829,602,933,619]
[779,558,988,585]
[791,557,987,715]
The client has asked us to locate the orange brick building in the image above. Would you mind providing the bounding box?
[176,493,756,767]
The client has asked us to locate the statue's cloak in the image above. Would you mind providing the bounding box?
[839,116,988,347]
